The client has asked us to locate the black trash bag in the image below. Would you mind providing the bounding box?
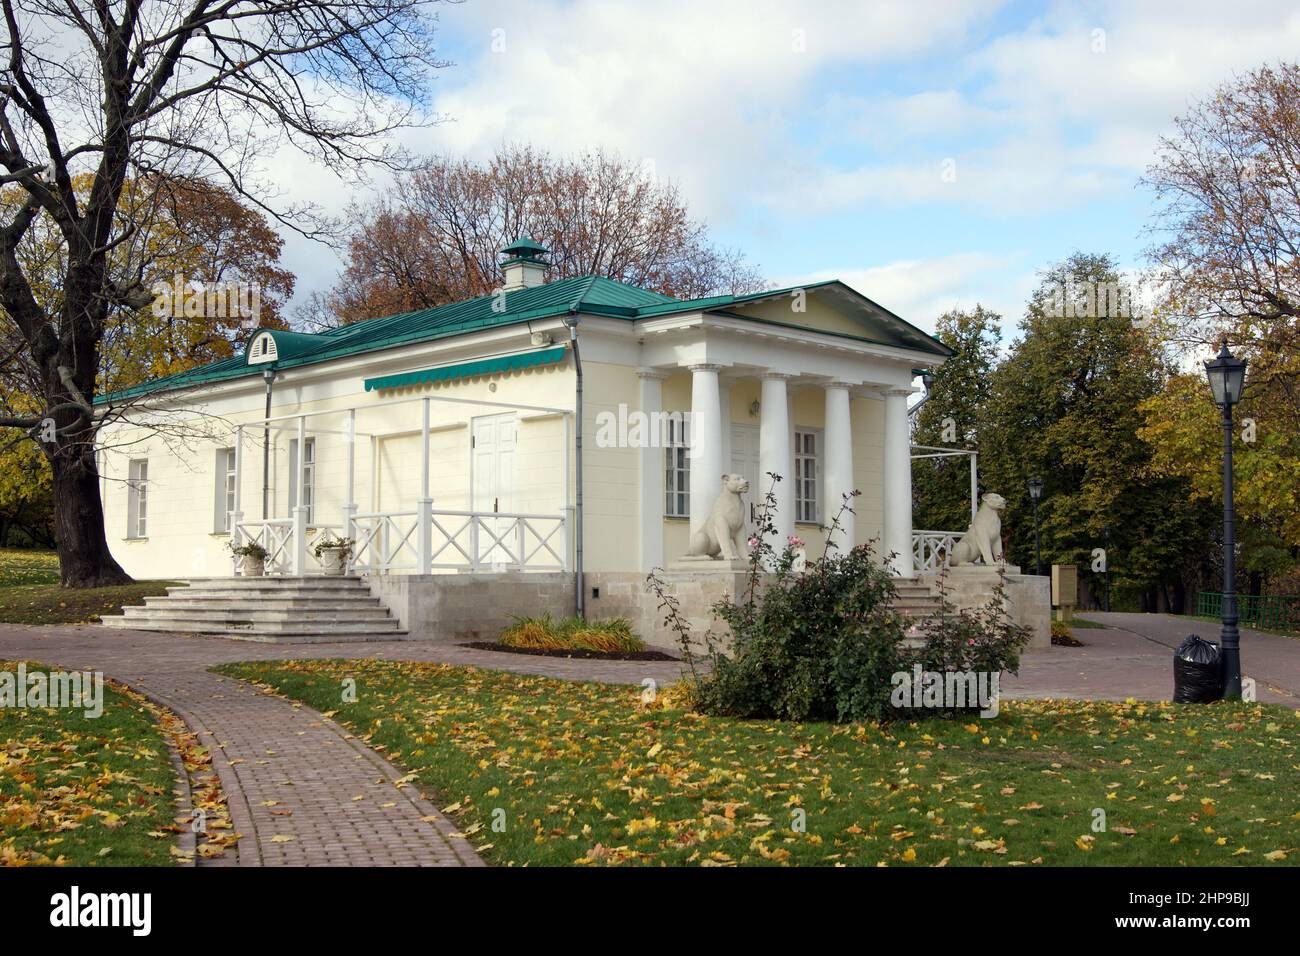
[1173,635,1223,703]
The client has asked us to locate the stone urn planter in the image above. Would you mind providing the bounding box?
[317,546,348,575]
[229,540,270,577]
[313,534,354,576]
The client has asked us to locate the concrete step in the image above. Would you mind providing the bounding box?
[97,617,410,644]
[167,584,377,600]
[100,574,405,642]
[120,605,394,624]
[149,594,384,610]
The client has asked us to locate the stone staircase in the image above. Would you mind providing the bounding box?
[99,576,408,643]
[891,577,945,619]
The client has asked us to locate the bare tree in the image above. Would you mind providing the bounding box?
[1143,61,1300,404]
[0,0,446,586]
[305,145,766,326]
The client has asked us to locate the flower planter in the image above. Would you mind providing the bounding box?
[317,546,348,575]
[240,554,266,577]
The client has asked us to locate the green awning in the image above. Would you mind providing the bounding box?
[363,346,568,392]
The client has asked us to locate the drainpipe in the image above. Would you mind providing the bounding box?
[563,315,585,620]
[261,366,277,519]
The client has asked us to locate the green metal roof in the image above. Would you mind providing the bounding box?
[95,273,949,405]
[363,346,568,392]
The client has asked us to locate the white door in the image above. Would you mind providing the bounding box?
[472,413,517,565]
[730,424,760,541]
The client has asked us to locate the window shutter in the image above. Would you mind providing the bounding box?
[127,466,139,538]
[214,449,227,532]
[288,439,298,512]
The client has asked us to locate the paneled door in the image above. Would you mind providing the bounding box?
[471,413,517,565]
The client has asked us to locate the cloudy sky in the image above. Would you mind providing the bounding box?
[273,0,1300,340]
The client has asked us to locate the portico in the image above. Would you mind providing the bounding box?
[634,358,919,576]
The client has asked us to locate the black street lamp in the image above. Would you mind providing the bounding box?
[1027,475,1044,576]
[1102,524,1112,613]
[1204,340,1248,699]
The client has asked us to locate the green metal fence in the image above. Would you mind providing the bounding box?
[1195,592,1300,631]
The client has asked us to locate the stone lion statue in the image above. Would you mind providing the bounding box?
[949,492,1006,566]
[687,474,750,560]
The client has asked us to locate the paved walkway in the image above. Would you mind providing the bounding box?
[1001,612,1300,708]
[2,614,1295,866]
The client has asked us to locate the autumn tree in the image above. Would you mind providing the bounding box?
[1139,61,1300,590]
[978,253,1215,611]
[911,306,1001,534]
[0,0,445,585]
[306,145,766,325]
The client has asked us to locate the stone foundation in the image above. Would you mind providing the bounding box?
[362,572,576,642]
[918,565,1051,650]
[585,569,748,652]
[359,563,1050,653]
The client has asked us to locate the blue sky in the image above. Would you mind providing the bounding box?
[271,0,1300,342]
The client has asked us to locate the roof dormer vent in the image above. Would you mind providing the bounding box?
[499,238,549,292]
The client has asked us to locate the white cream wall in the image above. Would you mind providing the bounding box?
[581,361,641,573]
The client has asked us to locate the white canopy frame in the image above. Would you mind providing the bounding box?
[229,390,574,576]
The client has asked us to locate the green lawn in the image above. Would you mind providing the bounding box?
[1068,617,1108,629]
[0,660,180,865]
[218,658,1300,867]
[0,546,178,624]
[0,582,182,625]
[0,549,60,587]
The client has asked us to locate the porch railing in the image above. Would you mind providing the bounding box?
[913,530,961,574]
[351,507,568,573]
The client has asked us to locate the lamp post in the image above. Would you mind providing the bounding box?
[1102,524,1112,613]
[1204,340,1248,699]
[1027,476,1044,576]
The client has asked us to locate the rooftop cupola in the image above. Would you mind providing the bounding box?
[499,237,549,292]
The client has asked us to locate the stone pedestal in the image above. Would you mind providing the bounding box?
[667,556,751,573]
[923,564,1051,651]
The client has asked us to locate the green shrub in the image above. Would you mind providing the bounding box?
[650,476,1030,724]
[498,614,645,654]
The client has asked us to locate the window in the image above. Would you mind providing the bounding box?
[127,459,149,538]
[288,437,315,523]
[214,448,237,532]
[663,414,690,518]
[794,428,821,524]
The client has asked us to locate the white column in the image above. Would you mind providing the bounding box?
[718,380,733,474]
[823,383,855,549]
[417,396,433,574]
[637,369,667,571]
[688,364,723,535]
[882,388,914,577]
[292,415,308,575]
[759,372,794,542]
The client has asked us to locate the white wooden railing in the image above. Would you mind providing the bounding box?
[913,530,961,574]
[351,506,568,574]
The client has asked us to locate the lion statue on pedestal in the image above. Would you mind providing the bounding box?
[949,492,1006,566]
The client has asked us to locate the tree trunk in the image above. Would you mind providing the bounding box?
[51,450,132,588]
